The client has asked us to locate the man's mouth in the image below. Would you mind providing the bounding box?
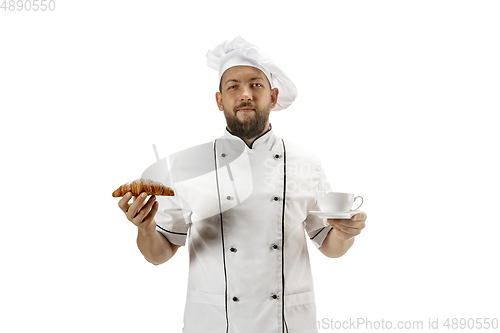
[237,107,254,113]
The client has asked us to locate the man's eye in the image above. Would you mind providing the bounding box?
[252,83,261,87]
[228,85,237,89]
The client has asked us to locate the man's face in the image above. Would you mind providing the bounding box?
[216,66,279,139]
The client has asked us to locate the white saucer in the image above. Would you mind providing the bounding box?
[309,210,361,219]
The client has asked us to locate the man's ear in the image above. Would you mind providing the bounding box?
[216,92,224,111]
[270,88,279,109]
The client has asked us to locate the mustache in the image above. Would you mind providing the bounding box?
[233,102,256,112]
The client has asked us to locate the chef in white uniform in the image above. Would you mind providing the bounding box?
[119,36,367,333]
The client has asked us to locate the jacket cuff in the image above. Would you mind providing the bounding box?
[156,225,188,246]
[309,224,333,249]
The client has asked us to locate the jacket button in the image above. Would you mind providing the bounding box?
[232,297,239,302]
[273,196,280,202]
[226,196,233,201]
[272,244,278,250]
[271,294,278,300]
[221,153,227,158]
[230,247,237,252]
[274,153,282,160]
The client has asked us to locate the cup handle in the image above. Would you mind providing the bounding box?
[352,196,363,211]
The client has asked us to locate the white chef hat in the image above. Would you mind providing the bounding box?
[206,36,297,111]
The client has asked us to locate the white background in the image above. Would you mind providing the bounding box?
[1,1,499,332]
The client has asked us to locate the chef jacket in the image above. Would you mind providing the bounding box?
[155,125,333,333]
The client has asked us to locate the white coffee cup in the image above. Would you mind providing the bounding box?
[317,192,364,212]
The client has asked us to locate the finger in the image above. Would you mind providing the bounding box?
[141,200,159,228]
[127,192,148,220]
[352,211,367,221]
[327,219,344,228]
[334,223,359,235]
[331,220,365,229]
[334,227,353,240]
[132,195,157,224]
[327,218,357,229]
[327,218,351,223]
[118,192,133,213]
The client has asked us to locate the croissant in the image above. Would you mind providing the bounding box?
[112,179,174,197]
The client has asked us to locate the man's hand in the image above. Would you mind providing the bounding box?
[117,191,178,264]
[327,211,367,240]
[118,191,158,234]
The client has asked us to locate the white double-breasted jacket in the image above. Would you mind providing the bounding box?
[155,126,333,333]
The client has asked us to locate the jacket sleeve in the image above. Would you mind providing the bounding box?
[154,187,192,246]
[304,160,333,248]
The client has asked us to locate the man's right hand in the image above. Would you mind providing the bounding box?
[118,192,158,234]
[117,191,178,264]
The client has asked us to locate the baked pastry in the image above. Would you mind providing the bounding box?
[112,179,174,197]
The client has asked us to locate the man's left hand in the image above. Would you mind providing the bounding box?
[327,211,367,240]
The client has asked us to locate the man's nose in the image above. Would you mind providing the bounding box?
[240,86,252,101]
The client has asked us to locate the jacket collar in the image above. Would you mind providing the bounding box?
[224,123,276,150]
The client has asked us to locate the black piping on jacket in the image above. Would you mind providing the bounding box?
[214,139,230,333]
[281,139,289,333]
[156,225,187,235]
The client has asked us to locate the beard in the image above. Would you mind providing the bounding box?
[223,101,271,139]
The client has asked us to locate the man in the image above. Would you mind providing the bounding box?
[118,36,367,333]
